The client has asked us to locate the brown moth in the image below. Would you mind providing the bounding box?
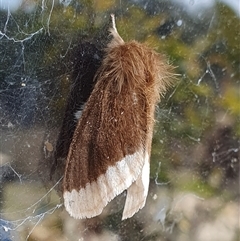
[63,14,173,220]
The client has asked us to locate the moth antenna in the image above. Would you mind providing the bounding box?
[110,14,118,33]
[108,14,124,47]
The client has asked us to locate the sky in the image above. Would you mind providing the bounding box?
[0,0,22,11]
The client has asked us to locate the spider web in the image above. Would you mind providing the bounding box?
[0,1,67,240]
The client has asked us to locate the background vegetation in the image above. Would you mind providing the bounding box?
[0,0,239,240]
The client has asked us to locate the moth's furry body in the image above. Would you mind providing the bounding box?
[63,15,173,220]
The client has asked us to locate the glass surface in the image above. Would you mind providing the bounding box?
[0,0,239,240]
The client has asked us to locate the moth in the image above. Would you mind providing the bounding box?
[63,14,173,220]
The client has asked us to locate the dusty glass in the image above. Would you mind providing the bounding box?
[0,0,239,240]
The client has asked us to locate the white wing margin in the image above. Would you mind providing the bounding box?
[64,149,146,219]
[122,153,150,220]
